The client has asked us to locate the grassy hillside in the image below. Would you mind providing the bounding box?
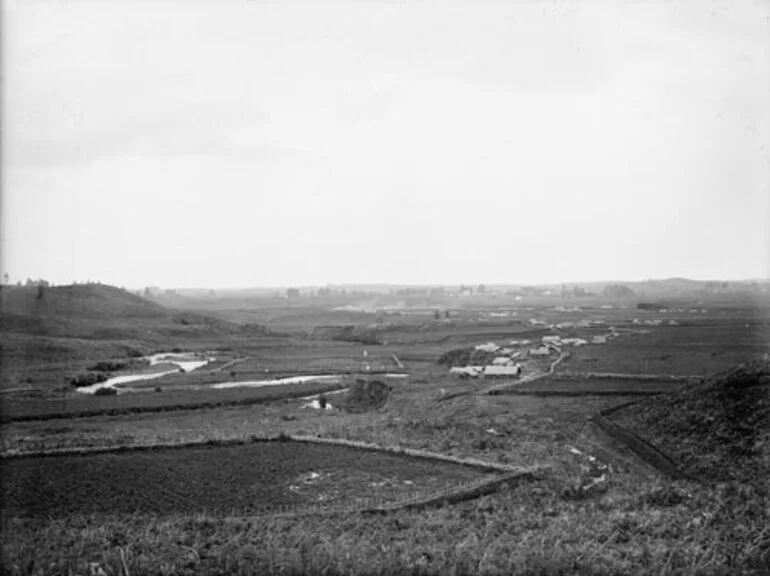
[1,283,164,318]
[612,358,770,486]
[0,284,273,337]
[0,284,275,393]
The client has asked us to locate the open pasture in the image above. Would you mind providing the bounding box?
[498,375,686,396]
[2,440,486,518]
[558,320,769,377]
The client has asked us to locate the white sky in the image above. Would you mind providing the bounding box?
[2,0,769,288]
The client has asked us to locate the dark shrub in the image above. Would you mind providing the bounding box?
[339,379,392,413]
[437,347,497,367]
[88,360,127,372]
[94,387,117,396]
[70,372,109,387]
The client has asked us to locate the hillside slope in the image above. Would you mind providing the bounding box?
[613,357,770,486]
[0,284,276,392]
[0,284,271,340]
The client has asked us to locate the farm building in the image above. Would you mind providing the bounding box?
[449,366,484,378]
[492,356,514,366]
[542,335,561,345]
[484,364,522,378]
[669,320,680,326]
[475,342,500,352]
[561,338,588,347]
[556,322,575,330]
[592,336,607,344]
[529,346,551,357]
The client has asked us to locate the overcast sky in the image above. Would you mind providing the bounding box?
[2,0,768,288]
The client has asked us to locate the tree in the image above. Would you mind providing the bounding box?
[143,287,152,298]
[2,273,8,285]
[602,284,635,298]
[434,310,441,320]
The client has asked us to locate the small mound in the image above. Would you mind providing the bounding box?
[612,358,770,485]
[338,379,392,413]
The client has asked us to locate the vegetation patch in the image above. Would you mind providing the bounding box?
[338,379,392,413]
[69,372,108,388]
[437,347,497,368]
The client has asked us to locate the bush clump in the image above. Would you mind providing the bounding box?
[339,379,392,413]
[437,347,497,368]
[70,372,109,388]
[88,360,128,372]
[94,387,117,396]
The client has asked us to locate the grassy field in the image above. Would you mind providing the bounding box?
[3,471,767,575]
[557,322,770,377]
[497,376,686,396]
[2,286,769,574]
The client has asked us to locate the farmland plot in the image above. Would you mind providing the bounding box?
[2,440,485,518]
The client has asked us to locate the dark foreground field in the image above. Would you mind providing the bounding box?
[2,440,485,518]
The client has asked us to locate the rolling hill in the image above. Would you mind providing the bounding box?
[0,284,276,392]
[0,283,273,340]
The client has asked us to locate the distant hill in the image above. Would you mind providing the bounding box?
[1,284,165,319]
[0,283,273,341]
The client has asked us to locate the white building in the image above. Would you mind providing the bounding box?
[449,366,484,377]
[529,346,551,357]
[484,364,522,377]
[475,342,500,352]
[561,338,588,347]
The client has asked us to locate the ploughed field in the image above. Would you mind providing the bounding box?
[2,440,485,518]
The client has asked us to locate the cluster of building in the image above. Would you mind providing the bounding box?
[448,342,523,378]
